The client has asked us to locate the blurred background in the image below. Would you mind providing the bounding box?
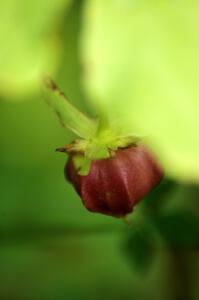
[0,1,199,299]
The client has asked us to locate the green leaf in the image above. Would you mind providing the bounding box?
[143,179,178,213]
[124,225,156,274]
[154,211,199,249]
[0,0,72,97]
[43,78,97,138]
[81,0,199,183]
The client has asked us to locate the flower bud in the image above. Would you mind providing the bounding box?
[65,145,163,217]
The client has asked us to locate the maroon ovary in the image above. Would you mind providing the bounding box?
[65,145,163,217]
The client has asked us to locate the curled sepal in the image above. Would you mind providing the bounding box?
[43,78,97,138]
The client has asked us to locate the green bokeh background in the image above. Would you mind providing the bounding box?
[0,1,199,300]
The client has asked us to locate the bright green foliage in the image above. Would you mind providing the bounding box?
[82,0,199,183]
[0,0,72,96]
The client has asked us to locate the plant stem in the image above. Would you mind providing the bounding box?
[169,250,192,300]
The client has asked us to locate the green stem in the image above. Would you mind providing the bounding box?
[169,250,192,300]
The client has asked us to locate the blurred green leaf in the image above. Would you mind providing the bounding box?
[0,0,72,97]
[155,211,199,248]
[124,225,156,274]
[82,0,199,183]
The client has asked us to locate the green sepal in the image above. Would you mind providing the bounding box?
[63,134,141,176]
[72,155,92,176]
[43,78,97,138]
[85,145,110,160]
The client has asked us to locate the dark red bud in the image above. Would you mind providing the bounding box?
[65,145,163,217]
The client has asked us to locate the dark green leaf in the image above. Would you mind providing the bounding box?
[143,179,177,213]
[155,211,199,249]
[123,225,156,274]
